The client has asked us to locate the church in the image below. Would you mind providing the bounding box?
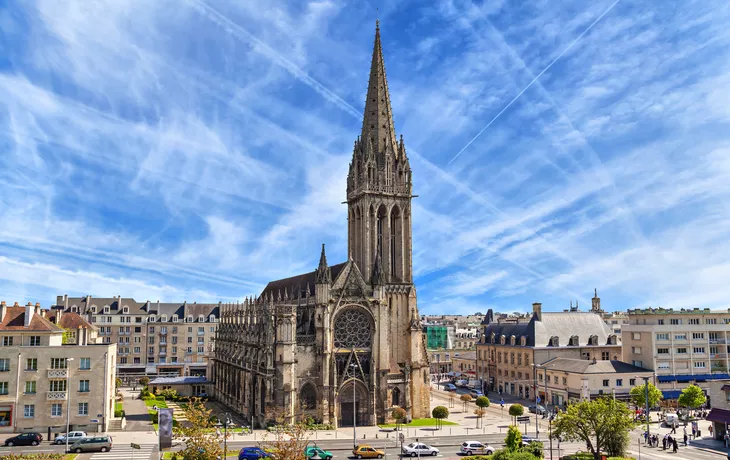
[211,22,431,427]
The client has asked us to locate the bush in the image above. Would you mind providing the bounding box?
[156,395,166,401]
[0,455,69,459]
[139,376,150,386]
[522,441,543,458]
[490,449,541,460]
[509,404,525,418]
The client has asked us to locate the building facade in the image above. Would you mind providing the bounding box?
[0,302,116,434]
[53,296,219,380]
[622,307,730,398]
[707,379,730,441]
[212,23,430,428]
[477,303,622,400]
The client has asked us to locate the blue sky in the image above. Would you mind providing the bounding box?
[1,0,730,315]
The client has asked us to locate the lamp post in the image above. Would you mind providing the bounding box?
[638,376,651,437]
[218,412,231,457]
[349,362,358,449]
[65,358,74,454]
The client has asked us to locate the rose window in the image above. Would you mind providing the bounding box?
[334,309,372,348]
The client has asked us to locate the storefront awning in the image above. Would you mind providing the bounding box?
[662,390,681,399]
[707,408,730,424]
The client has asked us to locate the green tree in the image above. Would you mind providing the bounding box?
[678,384,707,410]
[553,397,636,460]
[391,407,407,430]
[460,393,473,411]
[475,396,490,428]
[432,406,449,429]
[630,381,662,408]
[173,397,223,460]
[139,376,150,387]
[509,403,524,425]
[115,377,122,390]
[505,425,522,451]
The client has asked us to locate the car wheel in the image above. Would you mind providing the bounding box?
[467,450,473,455]
[432,452,438,456]
[377,455,383,459]
[75,448,82,453]
[31,441,39,446]
[101,447,108,452]
[357,455,363,459]
[411,453,417,458]
[7,442,13,447]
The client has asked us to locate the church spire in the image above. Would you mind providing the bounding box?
[361,20,398,160]
[315,243,332,284]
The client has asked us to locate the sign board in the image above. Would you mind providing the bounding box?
[131,443,141,449]
[97,413,103,417]
[517,416,531,423]
[90,419,99,423]
[536,397,541,403]
[158,408,174,450]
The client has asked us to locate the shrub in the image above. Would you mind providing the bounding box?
[156,395,166,401]
[139,376,150,386]
[505,425,522,451]
[522,441,544,458]
[509,404,525,418]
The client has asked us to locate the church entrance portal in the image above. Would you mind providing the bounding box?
[339,380,369,427]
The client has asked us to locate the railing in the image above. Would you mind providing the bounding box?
[47,369,68,378]
[709,339,727,344]
[47,391,67,401]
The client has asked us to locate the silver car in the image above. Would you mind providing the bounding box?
[55,431,87,445]
[69,435,113,453]
[402,442,439,457]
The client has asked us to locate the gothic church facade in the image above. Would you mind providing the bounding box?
[212,22,430,427]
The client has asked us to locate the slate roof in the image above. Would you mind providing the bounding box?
[544,358,653,374]
[149,376,210,385]
[46,311,96,330]
[261,262,347,299]
[56,297,219,321]
[0,307,64,332]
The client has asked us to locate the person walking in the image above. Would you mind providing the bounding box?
[671,423,677,434]
[672,438,678,453]
[709,424,714,438]
[662,435,667,450]
[683,432,688,446]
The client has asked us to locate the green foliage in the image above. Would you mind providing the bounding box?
[431,405,449,429]
[173,398,223,460]
[522,441,544,458]
[391,407,407,427]
[157,388,179,400]
[553,397,636,460]
[114,401,124,418]
[476,395,491,408]
[678,384,707,409]
[508,403,524,424]
[629,382,662,408]
[61,330,74,345]
[490,447,542,460]
[0,455,70,460]
[139,376,150,386]
[505,425,522,451]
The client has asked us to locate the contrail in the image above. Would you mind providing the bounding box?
[448,0,621,165]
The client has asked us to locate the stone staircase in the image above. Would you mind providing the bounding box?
[109,417,125,431]
[166,401,188,423]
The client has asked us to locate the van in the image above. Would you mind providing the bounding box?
[663,413,679,427]
[69,435,113,453]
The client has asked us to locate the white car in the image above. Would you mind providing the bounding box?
[55,431,87,445]
[460,441,495,456]
[402,442,439,457]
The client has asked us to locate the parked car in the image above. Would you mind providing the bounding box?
[469,389,484,398]
[456,379,469,388]
[444,383,457,392]
[4,432,43,446]
[239,447,272,459]
[55,431,87,445]
[520,436,543,447]
[69,435,113,453]
[460,441,494,455]
[352,444,385,459]
[402,441,439,457]
[528,404,546,414]
[305,446,333,459]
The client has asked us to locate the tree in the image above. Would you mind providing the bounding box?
[460,393,473,411]
[260,413,310,460]
[115,377,122,390]
[505,425,522,451]
[475,396,490,428]
[678,384,707,410]
[391,407,407,430]
[173,397,223,460]
[509,403,524,425]
[552,397,636,460]
[139,376,150,387]
[432,406,449,429]
[630,381,662,409]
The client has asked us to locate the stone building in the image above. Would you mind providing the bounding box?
[212,22,430,428]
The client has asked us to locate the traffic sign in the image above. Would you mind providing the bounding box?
[130,443,141,449]
[517,416,531,423]
[536,396,541,403]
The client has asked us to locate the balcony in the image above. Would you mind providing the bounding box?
[709,339,726,344]
[47,391,67,401]
[47,369,68,378]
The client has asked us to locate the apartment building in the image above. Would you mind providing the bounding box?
[454,327,480,350]
[537,358,653,406]
[54,295,220,379]
[0,302,116,434]
[477,304,622,400]
[706,379,730,440]
[622,307,730,398]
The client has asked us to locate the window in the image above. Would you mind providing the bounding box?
[632,347,642,354]
[24,405,35,418]
[694,361,706,369]
[1,336,13,346]
[147,357,154,364]
[675,334,687,340]
[135,316,142,323]
[149,316,156,323]
[123,306,129,314]
[78,402,88,416]
[134,347,140,353]
[149,337,155,344]
[657,319,664,325]
[134,326,142,333]
[29,336,41,346]
[692,333,705,340]
[149,326,155,334]
[187,337,192,343]
[198,326,204,334]
[562,377,567,385]
[50,380,67,391]
[656,333,669,340]
[603,379,609,387]
[161,315,168,322]
[119,357,127,364]
[689,318,700,325]
[616,379,623,387]
[25,381,36,394]
[187,315,193,323]
[0,382,7,395]
[693,347,705,354]
[51,403,62,417]
[657,362,671,369]
[209,315,216,323]
[197,346,205,353]
[210,327,215,333]
[172,315,179,323]
[188,327,193,333]
[51,358,67,369]
[670,319,681,325]
[134,357,140,364]
[79,380,90,392]
[632,360,643,367]
[0,359,9,372]
[553,376,559,384]
[172,327,178,334]
[26,358,37,371]
[707,318,717,324]
[632,333,641,340]
[198,315,204,322]
[602,351,610,360]
[197,337,204,344]
[629,379,636,386]
[657,348,669,354]
[80,358,91,370]
[676,347,687,354]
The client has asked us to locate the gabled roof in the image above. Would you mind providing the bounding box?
[261,262,347,299]
[0,307,64,332]
[544,358,652,374]
[46,311,96,330]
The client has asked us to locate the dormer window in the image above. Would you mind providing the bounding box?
[500,335,506,345]
[122,306,129,314]
[198,315,205,322]
[187,315,193,323]
[607,335,618,345]
[209,315,216,322]
[90,306,97,313]
[70,305,78,312]
[149,315,156,322]
[569,336,579,346]
[588,335,598,346]
[161,315,168,322]
[172,315,179,323]
[510,335,516,346]
[520,336,527,346]
[549,336,559,347]
[103,306,110,314]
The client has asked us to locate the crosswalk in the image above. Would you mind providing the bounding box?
[88,442,157,459]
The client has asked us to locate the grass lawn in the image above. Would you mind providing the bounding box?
[64,455,79,460]
[144,398,169,429]
[114,401,123,417]
[378,417,459,428]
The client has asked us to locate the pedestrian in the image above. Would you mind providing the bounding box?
[672,439,678,453]
[692,426,696,438]
[671,422,677,434]
[662,436,667,450]
[724,432,729,447]
[709,424,713,438]
[683,432,688,446]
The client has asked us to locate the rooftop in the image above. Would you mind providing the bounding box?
[628,307,730,315]
[544,358,653,374]
[0,304,64,332]
[149,376,210,385]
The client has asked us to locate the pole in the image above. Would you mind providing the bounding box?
[417,437,420,459]
[548,415,553,460]
[65,357,73,454]
[643,377,650,436]
[223,415,228,457]
[353,380,357,449]
[535,365,539,438]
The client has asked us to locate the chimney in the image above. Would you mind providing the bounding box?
[532,302,542,321]
[0,301,6,323]
[64,294,68,309]
[77,325,84,346]
[56,306,63,324]
[25,302,33,327]
[34,302,41,317]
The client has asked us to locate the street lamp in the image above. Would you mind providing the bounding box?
[307,441,323,460]
[65,358,74,454]
[217,412,232,457]
[349,362,358,449]
[637,376,651,438]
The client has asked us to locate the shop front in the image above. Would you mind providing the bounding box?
[0,404,13,433]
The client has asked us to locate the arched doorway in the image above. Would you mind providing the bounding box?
[338,379,370,427]
[300,383,317,414]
